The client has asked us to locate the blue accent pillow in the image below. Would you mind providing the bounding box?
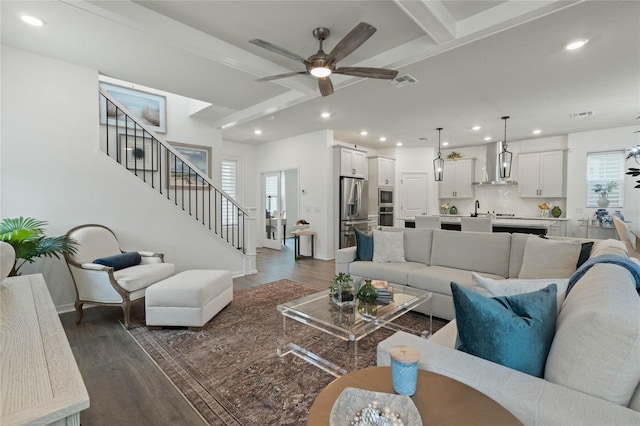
[94,251,142,271]
[450,282,557,378]
[354,228,374,261]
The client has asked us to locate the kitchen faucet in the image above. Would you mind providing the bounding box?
[472,200,480,217]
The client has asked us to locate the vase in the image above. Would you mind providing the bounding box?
[357,279,378,303]
[597,192,610,208]
[331,278,355,307]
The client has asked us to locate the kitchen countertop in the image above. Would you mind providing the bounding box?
[399,216,556,229]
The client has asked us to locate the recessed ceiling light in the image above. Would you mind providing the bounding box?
[321,112,331,118]
[19,14,45,27]
[442,142,449,146]
[254,129,262,135]
[360,131,368,136]
[484,136,492,141]
[565,39,588,50]
[379,137,387,142]
[472,125,482,131]
[396,142,403,147]
[532,129,542,135]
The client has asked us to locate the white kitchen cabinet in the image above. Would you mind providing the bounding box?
[518,151,566,198]
[439,159,475,198]
[369,156,396,187]
[340,147,367,178]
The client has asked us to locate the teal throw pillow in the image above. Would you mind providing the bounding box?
[94,251,142,271]
[450,282,557,378]
[354,228,374,261]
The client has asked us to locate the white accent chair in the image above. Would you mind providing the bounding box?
[415,216,441,229]
[1,241,16,282]
[461,217,493,232]
[64,224,175,329]
[613,217,639,260]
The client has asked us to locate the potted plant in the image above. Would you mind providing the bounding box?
[329,272,355,307]
[0,217,78,277]
[593,181,618,207]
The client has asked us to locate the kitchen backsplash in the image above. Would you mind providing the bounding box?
[440,185,567,218]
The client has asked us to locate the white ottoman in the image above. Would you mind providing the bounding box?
[145,270,233,329]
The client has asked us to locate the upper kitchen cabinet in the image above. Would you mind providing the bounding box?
[369,156,396,187]
[339,147,367,178]
[518,150,566,198]
[439,159,475,198]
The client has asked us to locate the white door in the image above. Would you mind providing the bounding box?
[263,172,282,250]
[400,173,428,219]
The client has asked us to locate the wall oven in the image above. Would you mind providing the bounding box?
[378,206,394,227]
[378,187,393,206]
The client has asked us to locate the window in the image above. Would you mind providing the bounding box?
[586,151,625,208]
[221,158,238,225]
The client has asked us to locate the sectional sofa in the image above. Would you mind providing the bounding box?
[374,236,640,425]
[335,228,593,319]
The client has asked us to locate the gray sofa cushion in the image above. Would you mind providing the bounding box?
[348,261,425,285]
[407,265,504,295]
[545,263,640,407]
[430,229,511,277]
[403,228,433,265]
[509,233,529,278]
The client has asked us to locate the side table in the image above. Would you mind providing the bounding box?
[307,366,522,425]
[292,230,315,260]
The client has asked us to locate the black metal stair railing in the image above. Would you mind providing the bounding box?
[99,89,247,253]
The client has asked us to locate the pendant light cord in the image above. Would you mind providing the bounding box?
[437,127,443,157]
[501,116,510,150]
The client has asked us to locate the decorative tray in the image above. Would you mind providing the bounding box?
[329,387,421,425]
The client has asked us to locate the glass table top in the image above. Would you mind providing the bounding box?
[277,284,431,341]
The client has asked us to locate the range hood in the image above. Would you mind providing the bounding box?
[472,141,517,186]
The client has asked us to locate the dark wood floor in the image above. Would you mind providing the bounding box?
[60,242,335,425]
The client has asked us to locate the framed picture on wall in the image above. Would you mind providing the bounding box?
[167,142,212,189]
[100,83,167,133]
[119,134,158,171]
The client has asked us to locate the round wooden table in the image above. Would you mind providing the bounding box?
[307,366,522,425]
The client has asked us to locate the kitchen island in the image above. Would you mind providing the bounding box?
[399,215,562,236]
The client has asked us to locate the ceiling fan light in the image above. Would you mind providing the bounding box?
[310,67,331,78]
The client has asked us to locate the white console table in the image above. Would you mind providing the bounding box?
[1,274,89,425]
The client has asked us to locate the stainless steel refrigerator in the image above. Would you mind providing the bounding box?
[339,176,369,248]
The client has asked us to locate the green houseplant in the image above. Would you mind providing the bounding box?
[0,217,78,277]
[330,272,355,306]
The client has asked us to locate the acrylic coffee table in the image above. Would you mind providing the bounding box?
[307,366,523,425]
[276,285,432,377]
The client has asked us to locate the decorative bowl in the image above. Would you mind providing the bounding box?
[295,224,310,230]
[329,387,421,426]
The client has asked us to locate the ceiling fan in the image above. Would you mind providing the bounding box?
[250,22,399,97]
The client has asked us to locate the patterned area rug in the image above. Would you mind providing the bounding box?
[126,280,447,425]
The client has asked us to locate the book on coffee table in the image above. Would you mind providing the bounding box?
[371,280,394,304]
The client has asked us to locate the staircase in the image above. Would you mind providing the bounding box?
[99,89,250,255]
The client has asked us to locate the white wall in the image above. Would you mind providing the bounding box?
[1,47,247,311]
[255,130,334,259]
[566,126,640,237]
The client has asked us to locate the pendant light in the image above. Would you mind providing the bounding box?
[498,116,512,178]
[433,127,444,181]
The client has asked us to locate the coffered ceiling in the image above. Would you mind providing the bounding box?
[2,1,639,149]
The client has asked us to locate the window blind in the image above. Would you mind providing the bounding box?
[221,159,238,225]
[586,151,624,208]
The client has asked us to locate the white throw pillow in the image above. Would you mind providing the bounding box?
[372,229,406,263]
[472,272,569,313]
[518,236,581,279]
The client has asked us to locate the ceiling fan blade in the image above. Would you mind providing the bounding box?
[256,71,309,82]
[318,77,334,97]
[249,39,309,64]
[333,67,399,79]
[328,22,376,65]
